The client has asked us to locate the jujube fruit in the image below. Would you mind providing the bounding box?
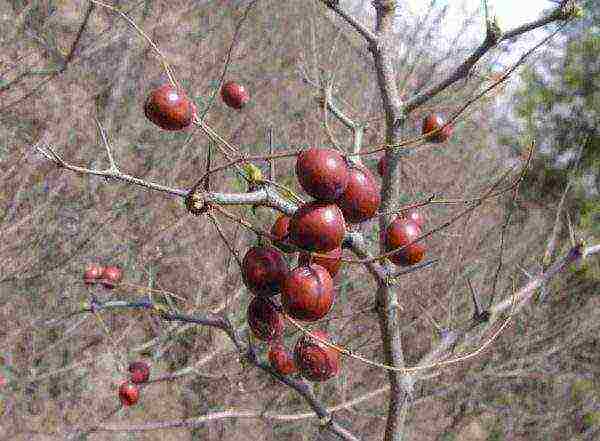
[296,148,349,202]
[281,264,334,322]
[384,218,425,266]
[101,266,123,289]
[118,381,139,406]
[241,246,289,297]
[221,81,250,109]
[128,361,150,384]
[270,215,294,253]
[422,113,452,143]
[84,264,104,284]
[336,165,381,224]
[294,330,341,382]
[247,296,284,342]
[288,201,346,253]
[298,247,343,277]
[268,342,298,375]
[144,83,195,131]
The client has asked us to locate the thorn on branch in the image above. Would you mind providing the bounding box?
[486,17,503,45]
[467,278,490,325]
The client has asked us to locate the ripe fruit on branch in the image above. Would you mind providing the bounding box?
[294,330,340,382]
[221,81,250,109]
[384,218,425,266]
[336,165,381,224]
[144,83,196,131]
[270,215,294,253]
[298,247,342,277]
[247,296,284,342]
[281,264,334,322]
[242,246,289,297]
[422,113,452,143]
[268,342,298,375]
[296,147,349,202]
[101,266,123,289]
[118,381,139,406]
[288,202,346,253]
[83,264,104,284]
[128,361,150,384]
[403,209,425,228]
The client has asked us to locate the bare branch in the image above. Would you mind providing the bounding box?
[317,0,378,45]
[404,4,576,113]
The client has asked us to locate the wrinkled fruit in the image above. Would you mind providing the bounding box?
[101,266,123,289]
[270,214,294,253]
[84,264,104,284]
[294,330,340,382]
[247,296,285,342]
[268,342,298,375]
[242,246,289,297]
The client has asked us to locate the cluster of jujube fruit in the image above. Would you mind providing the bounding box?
[83,263,123,288]
[118,361,151,406]
[142,77,439,382]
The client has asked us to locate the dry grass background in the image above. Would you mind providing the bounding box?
[0,1,599,440]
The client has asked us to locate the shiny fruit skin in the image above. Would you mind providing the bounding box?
[84,264,104,284]
[298,247,342,277]
[404,209,425,228]
[385,218,425,266]
[293,330,340,382]
[144,83,195,131]
[247,296,285,342]
[270,215,294,253]
[221,81,250,109]
[128,361,150,384]
[242,246,289,297]
[296,148,349,202]
[268,342,298,375]
[288,201,346,253]
[118,381,139,406]
[281,264,334,322]
[422,114,452,143]
[337,166,381,224]
[101,266,123,289]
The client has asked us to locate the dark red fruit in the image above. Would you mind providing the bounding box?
[268,342,298,375]
[281,264,334,322]
[144,83,195,131]
[294,330,340,382]
[247,296,284,342]
[422,113,452,143]
[242,246,289,297]
[288,201,346,253]
[84,264,104,284]
[296,148,349,202]
[270,215,294,252]
[298,247,342,277]
[118,381,139,406]
[384,218,425,266]
[404,209,425,228]
[221,81,250,109]
[336,166,381,224]
[101,266,123,289]
[128,361,150,384]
